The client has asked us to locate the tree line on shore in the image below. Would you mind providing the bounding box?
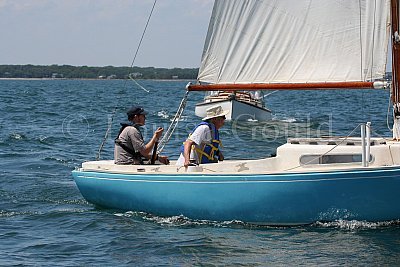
[0,64,199,79]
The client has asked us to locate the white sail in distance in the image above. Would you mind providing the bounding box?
[198,0,390,85]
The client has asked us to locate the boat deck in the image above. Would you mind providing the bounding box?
[79,138,400,175]
[202,91,264,107]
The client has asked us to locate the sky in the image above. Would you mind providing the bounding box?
[0,0,214,68]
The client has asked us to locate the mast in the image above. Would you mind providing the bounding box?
[391,0,400,139]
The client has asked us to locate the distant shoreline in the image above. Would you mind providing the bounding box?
[0,64,199,80]
[0,78,196,83]
[0,77,196,82]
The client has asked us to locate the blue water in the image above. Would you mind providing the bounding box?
[1,79,400,265]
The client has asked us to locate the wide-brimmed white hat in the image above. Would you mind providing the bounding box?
[202,105,230,121]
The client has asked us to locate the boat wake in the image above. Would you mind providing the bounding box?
[314,220,400,230]
[114,211,249,228]
[114,211,400,229]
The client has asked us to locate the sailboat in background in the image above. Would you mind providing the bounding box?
[193,2,277,121]
[195,90,272,121]
[72,0,400,225]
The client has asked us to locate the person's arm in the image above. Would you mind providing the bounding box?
[139,127,163,158]
[183,139,195,167]
[218,150,224,161]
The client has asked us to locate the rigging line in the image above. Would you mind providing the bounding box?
[364,0,378,124]
[96,110,116,160]
[371,0,377,81]
[358,0,364,81]
[358,0,366,122]
[157,90,190,154]
[130,0,157,69]
[129,74,150,93]
[96,0,157,160]
[371,125,393,141]
[121,0,157,93]
[263,90,278,98]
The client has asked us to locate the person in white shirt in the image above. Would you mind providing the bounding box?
[176,105,229,167]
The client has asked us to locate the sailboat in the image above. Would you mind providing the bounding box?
[194,90,272,121]
[72,0,400,225]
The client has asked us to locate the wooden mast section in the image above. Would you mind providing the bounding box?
[392,0,400,111]
[187,81,383,91]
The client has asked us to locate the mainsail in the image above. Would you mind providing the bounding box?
[196,0,390,85]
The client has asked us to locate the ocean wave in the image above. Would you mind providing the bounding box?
[113,211,400,230]
[38,135,49,143]
[43,198,89,206]
[170,115,187,122]
[36,135,62,145]
[43,156,70,164]
[0,207,90,218]
[114,211,240,227]
[314,219,400,230]
[271,114,297,123]
[280,117,297,123]
[8,132,27,141]
[0,210,41,217]
[5,133,60,146]
[114,211,280,229]
[157,110,170,119]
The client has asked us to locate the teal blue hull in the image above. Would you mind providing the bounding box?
[72,167,400,225]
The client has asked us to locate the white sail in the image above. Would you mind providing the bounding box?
[198,0,390,84]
